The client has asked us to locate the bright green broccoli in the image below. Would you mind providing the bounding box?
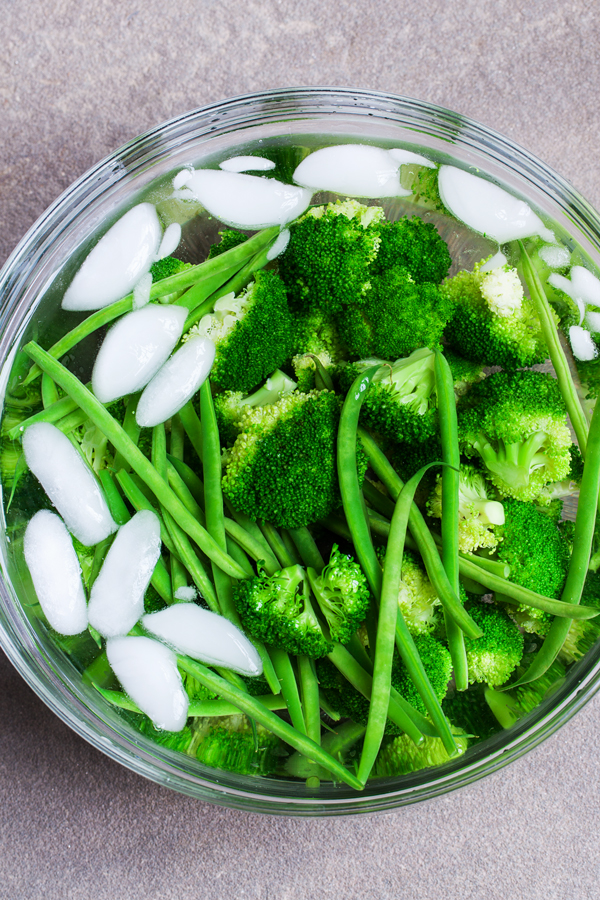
[207,229,249,259]
[214,369,297,447]
[427,464,505,554]
[485,659,567,729]
[443,349,485,398]
[185,270,294,393]
[233,562,332,658]
[462,602,524,687]
[373,728,468,777]
[495,498,570,635]
[442,683,501,742]
[458,370,572,502]
[443,263,552,369]
[378,547,442,636]
[137,716,194,752]
[393,634,453,715]
[400,163,450,215]
[335,267,454,359]
[278,199,384,313]
[192,715,281,776]
[306,545,370,644]
[371,216,452,285]
[222,389,367,528]
[149,256,191,281]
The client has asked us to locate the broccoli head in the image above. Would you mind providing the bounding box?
[393,633,452,715]
[278,199,384,313]
[443,263,552,369]
[463,602,524,687]
[185,270,294,393]
[427,464,505,554]
[207,229,249,259]
[149,256,191,281]
[371,216,452,285]
[458,370,572,501]
[137,716,194,752]
[378,546,442,636]
[306,545,370,645]
[373,728,468,777]
[335,267,454,359]
[233,563,332,658]
[193,714,281,776]
[214,370,297,447]
[222,389,367,529]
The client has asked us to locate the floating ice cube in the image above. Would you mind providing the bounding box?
[22,422,117,546]
[132,272,153,310]
[479,250,508,272]
[219,156,276,173]
[88,510,161,638]
[539,245,571,269]
[24,510,88,635]
[569,325,598,361]
[156,223,182,260]
[266,228,290,261]
[438,167,555,244]
[549,266,600,308]
[185,169,312,229]
[135,335,215,427]
[292,145,412,198]
[106,635,189,732]
[62,204,162,311]
[142,603,263,676]
[92,304,187,403]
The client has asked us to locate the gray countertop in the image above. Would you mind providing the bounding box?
[2,2,600,897]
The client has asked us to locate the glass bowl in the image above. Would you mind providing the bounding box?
[1,87,599,817]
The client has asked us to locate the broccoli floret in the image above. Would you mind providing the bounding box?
[192,715,281,776]
[485,659,567,729]
[293,306,346,363]
[444,264,552,369]
[378,547,442,636]
[214,370,297,447]
[242,673,272,697]
[335,349,438,447]
[400,164,450,215]
[222,389,367,528]
[186,270,294,393]
[393,634,452,715]
[373,728,468,777]
[278,199,384,314]
[458,370,572,501]
[233,563,332,658]
[137,716,194,752]
[371,216,452,285]
[443,349,485,398]
[306,545,370,644]
[442,684,501,742]
[496,498,570,634]
[427,465,505,554]
[149,256,191,281]
[182,673,218,703]
[207,229,249,259]
[558,617,600,665]
[462,602,524,687]
[336,267,454,359]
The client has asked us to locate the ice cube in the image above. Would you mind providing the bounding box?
[22,422,117,546]
[106,635,188,732]
[142,603,263,676]
[92,303,187,403]
[62,204,162,311]
[88,510,161,638]
[135,335,215,427]
[293,144,412,198]
[24,510,88,635]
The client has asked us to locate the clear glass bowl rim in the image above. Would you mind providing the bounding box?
[1,86,599,817]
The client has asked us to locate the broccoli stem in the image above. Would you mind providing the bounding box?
[503,396,600,689]
[23,341,247,580]
[285,719,366,781]
[175,653,362,789]
[519,241,589,455]
[287,527,326,572]
[435,351,468,692]
[23,227,279,386]
[357,427,482,640]
[41,373,59,408]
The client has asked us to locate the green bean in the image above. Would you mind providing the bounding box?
[23,228,279,385]
[151,423,168,481]
[178,400,204,460]
[88,536,113,592]
[41,373,59,408]
[297,654,322,788]
[8,392,81,440]
[259,521,296,569]
[287,527,326,572]
[359,460,457,782]
[223,519,280,575]
[167,454,204,504]
[435,350,468,692]
[112,393,141,471]
[366,507,599,621]
[54,409,89,434]
[161,507,219,613]
[268,647,307,735]
[503,396,600,689]
[226,504,278,566]
[519,241,589,453]
[167,463,205,522]
[358,427,482,640]
[94,684,286,717]
[285,720,366,781]
[225,537,255,577]
[328,644,423,745]
[170,413,185,461]
[98,470,130,526]
[24,341,247,580]
[175,653,362,789]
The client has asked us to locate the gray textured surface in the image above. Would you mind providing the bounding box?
[2,1,600,897]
